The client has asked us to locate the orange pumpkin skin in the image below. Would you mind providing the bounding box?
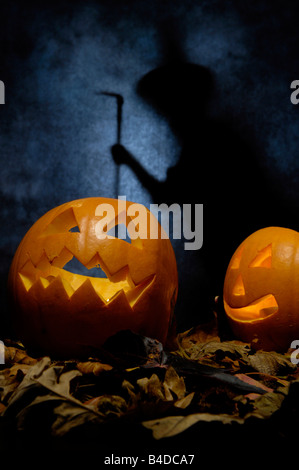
[8,197,178,357]
[223,227,299,352]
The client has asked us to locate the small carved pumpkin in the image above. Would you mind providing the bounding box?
[8,197,178,357]
[223,226,299,351]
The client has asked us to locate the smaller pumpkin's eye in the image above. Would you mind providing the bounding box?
[232,273,245,296]
[249,244,272,268]
[230,246,244,269]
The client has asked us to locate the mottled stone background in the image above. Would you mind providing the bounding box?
[1,0,299,336]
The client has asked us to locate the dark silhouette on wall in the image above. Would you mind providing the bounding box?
[112,68,264,328]
[110,26,286,331]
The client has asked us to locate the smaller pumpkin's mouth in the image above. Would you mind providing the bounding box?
[224,294,278,322]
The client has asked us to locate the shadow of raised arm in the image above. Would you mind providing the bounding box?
[111,143,163,201]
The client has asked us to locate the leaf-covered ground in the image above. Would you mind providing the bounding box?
[1,305,299,460]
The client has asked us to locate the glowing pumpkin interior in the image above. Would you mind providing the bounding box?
[224,243,278,321]
[223,226,299,351]
[18,206,153,306]
[8,198,178,356]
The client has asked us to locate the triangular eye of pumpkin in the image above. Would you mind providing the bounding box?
[232,273,245,296]
[248,244,272,268]
[230,246,244,269]
[43,207,79,235]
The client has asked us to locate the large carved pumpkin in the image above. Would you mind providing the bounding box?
[223,226,299,352]
[8,197,178,357]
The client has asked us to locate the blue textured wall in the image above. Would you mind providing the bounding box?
[1,0,299,335]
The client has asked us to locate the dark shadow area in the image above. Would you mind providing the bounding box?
[111,22,291,331]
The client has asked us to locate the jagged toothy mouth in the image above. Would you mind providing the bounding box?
[224,294,278,322]
[18,247,155,308]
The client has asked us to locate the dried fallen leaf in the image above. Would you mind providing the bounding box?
[1,323,298,447]
[0,363,33,405]
[84,395,127,416]
[244,386,289,420]
[174,392,195,409]
[142,413,243,439]
[77,361,113,376]
[4,346,38,366]
[247,350,296,376]
[122,379,139,404]
[163,366,186,400]
[51,401,104,437]
[183,340,251,363]
[137,374,165,401]
[2,356,103,437]
[176,313,220,352]
[0,403,6,414]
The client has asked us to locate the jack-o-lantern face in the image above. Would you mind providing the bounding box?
[223,226,299,351]
[8,198,178,357]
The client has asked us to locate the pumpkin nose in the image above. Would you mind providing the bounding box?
[232,274,245,297]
